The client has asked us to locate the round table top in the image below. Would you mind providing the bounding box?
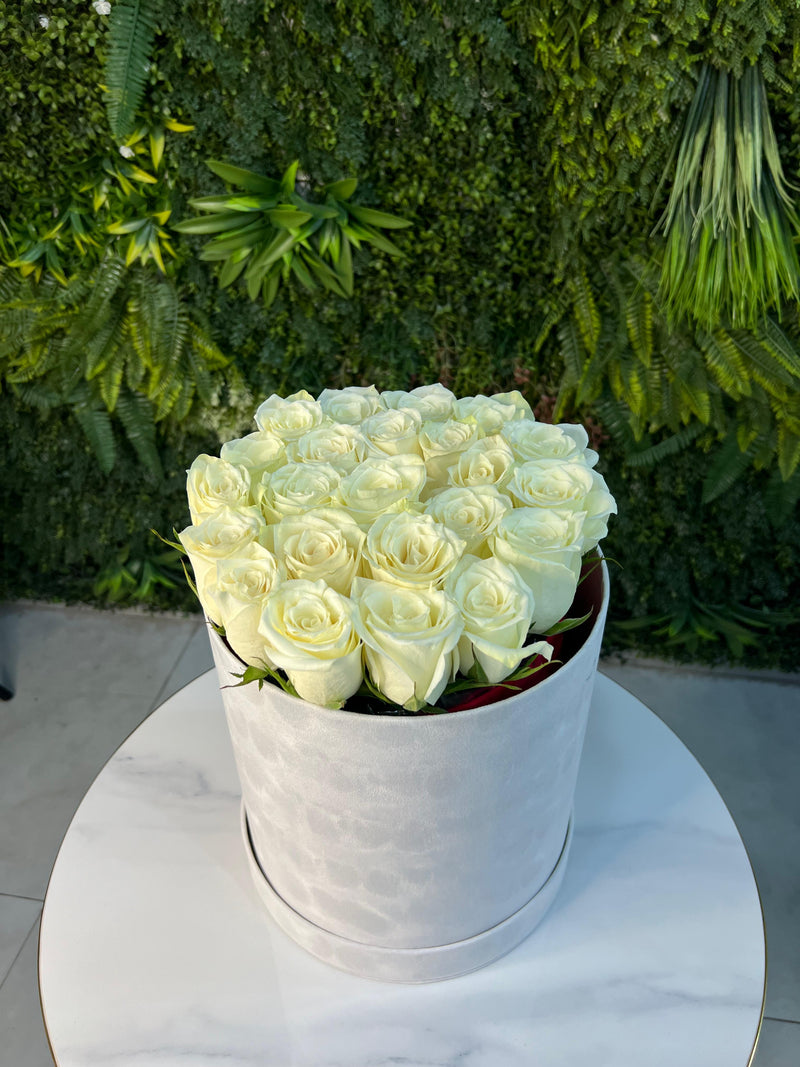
[39,672,765,1067]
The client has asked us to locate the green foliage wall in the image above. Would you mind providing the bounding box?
[2,0,800,666]
[1,2,108,213]
[139,1,800,392]
[6,1,800,397]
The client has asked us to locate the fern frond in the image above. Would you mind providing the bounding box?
[150,283,188,395]
[116,389,163,476]
[698,328,752,397]
[777,426,800,481]
[557,315,584,386]
[98,344,127,411]
[625,423,705,468]
[185,333,212,402]
[73,405,117,473]
[758,316,800,381]
[83,300,127,380]
[625,286,653,367]
[12,381,64,410]
[172,375,195,423]
[593,394,638,449]
[105,0,159,140]
[571,268,600,356]
[701,433,756,503]
[731,330,796,393]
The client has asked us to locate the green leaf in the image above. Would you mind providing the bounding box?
[248,229,298,275]
[148,126,165,170]
[543,609,593,636]
[225,196,283,212]
[218,253,249,288]
[205,161,282,195]
[163,118,194,133]
[268,208,313,229]
[290,195,338,220]
[346,204,411,229]
[172,211,261,235]
[325,177,358,200]
[119,163,159,185]
[262,273,280,308]
[302,250,347,297]
[336,235,353,296]
[290,256,317,290]
[347,223,403,256]
[280,160,300,196]
[106,218,147,235]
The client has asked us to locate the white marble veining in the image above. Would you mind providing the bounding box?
[39,673,765,1067]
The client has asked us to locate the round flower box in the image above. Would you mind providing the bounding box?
[209,558,609,983]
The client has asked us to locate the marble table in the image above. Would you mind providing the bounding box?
[39,672,765,1067]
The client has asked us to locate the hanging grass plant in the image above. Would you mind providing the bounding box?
[656,62,800,330]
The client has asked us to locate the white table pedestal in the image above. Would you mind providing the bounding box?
[39,673,765,1067]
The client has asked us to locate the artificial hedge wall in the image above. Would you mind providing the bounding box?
[7,0,800,391]
[2,0,800,668]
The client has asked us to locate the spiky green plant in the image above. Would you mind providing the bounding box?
[104,0,160,141]
[656,62,800,330]
[173,160,411,308]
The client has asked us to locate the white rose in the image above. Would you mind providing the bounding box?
[489,390,535,420]
[507,460,616,549]
[254,391,325,440]
[220,431,287,483]
[317,385,382,424]
[490,508,585,632]
[178,505,268,597]
[378,389,409,410]
[258,580,363,708]
[558,423,599,467]
[334,454,426,527]
[204,555,280,668]
[351,578,463,710]
[423,485,513,555]
[397,383,456,422]
[363,512,465,589]
[360,407,423,457]
[271,508,365,595]
[418,418,479,489]
[452,394,520,436]
[577,468,617,550]
[501,421,598,467]
[447,436,516,490]
[286,422,367,473]
[445,556,551,684]
[186,455,251,524]
[257,462,341,522]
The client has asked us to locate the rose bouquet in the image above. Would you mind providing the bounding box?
[177,383,616,713]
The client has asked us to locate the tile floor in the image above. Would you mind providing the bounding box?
[0,602,798,1066]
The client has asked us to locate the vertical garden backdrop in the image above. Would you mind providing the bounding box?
[1,0,799,668]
